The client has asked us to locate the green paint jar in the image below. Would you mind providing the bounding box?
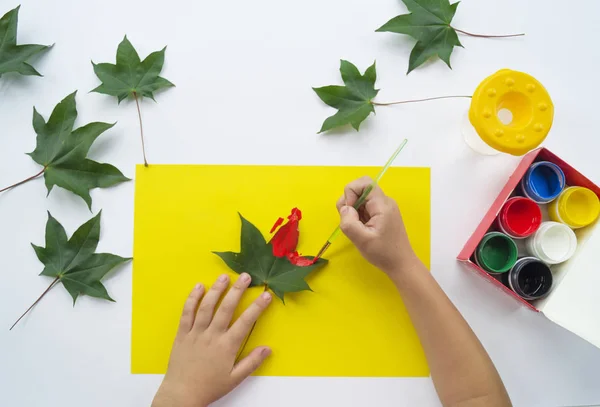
[474,232,518,274]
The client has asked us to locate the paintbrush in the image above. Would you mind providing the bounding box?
[313,139,409,262]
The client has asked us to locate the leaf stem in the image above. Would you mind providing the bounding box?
[9,276,59,330]
[452,27,524,38]
[0,168,45,193]
[234,285,268,364]
[235,320,258,364]
[133,92,149,167]
[371,95,472,106]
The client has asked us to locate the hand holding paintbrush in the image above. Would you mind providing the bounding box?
[314,139,408,261]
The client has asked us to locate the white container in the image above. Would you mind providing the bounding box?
[526,221,578,265]
[462,112,500,155]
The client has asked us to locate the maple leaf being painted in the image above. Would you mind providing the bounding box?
[214,209,327,302]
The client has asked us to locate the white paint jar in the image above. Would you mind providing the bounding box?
[525,221,577,265]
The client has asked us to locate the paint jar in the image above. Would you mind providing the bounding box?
[521,161,566,203]
[497,197,542,239]
[463,69,554,156]
[526,222,577,265]
[502,257,553,300]
[462,113,500,155]
[549,186,600,229]
[474,232,518,274]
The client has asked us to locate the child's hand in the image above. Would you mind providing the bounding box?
[337,176,419,277]
[152,273,272,407]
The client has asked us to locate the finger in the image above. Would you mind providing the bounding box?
[343,176,386,207]
[193,274,230,331]
[210,273,252,331]
[339,205,373,244]
[177,283,205,336]
[335,189,351,212]
[338,176,372,209]
[358,206,371,224]
[339,190,386,220]
[231,346,272,384]
[336,177,371,211]
[363,192,388,218]
[365,196,398,228]
[228,291,272,347]
[336,195,346,212]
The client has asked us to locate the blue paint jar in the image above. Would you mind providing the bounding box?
[521,161,566,204]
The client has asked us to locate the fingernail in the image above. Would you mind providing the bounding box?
[262,292,272,301]
[219,274,228,282]
[340,206,349,214]
[261,347,272,356]
[194,283,203,290]
[240,273,250,283]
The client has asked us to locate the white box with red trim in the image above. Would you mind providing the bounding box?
[458,148,600,349]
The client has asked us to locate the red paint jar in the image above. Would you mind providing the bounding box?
[498,197,542,239]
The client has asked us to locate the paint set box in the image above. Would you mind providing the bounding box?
[458,148,600,350]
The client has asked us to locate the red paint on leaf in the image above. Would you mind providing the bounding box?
[269,208,315,266]
[270,208,304,259]
[270,217,284,234]
[287,251,315,266]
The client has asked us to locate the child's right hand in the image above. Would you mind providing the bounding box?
[337,176,420,277]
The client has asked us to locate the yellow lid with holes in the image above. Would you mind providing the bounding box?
[469,69,554,156]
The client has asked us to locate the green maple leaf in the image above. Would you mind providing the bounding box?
[10,212,131,329]
[214,214,327,302]
[0,6,51,77]
[376,0,462,73]
[27,91,130,209]
[313,60,379,133]
[32,211,131,303]
[91,36,174,103]
[91,35,174,166]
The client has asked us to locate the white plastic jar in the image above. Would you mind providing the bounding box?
[525,221,577,265]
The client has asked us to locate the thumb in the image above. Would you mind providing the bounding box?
[231,346,271,383]
[339,205,368,244]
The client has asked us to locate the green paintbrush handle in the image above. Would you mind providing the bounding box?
[353,184,374,210]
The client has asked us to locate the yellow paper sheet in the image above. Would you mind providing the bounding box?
[132,165,430,376]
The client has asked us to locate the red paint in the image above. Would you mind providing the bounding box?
[499,197,542,238]
[286,251,314,266]
[270,208,301,257]
[270,217,284,233]
[270,208,314,266]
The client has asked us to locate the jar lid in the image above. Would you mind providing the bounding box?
[469,69,554,156]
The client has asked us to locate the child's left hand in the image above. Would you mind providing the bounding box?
[152,273,272,407]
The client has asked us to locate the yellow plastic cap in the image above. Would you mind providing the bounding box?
[469,69,554,156]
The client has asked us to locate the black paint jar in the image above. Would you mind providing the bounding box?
[502,257,553,300]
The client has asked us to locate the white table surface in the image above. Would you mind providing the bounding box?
[1,0,600,406]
